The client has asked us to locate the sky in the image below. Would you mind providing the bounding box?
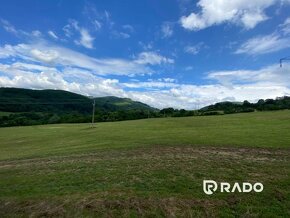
[0,0,290,109]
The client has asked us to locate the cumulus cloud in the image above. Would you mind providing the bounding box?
[123,64,290,108]
[126,83,290,109]
[0,40,289,109]
[1,58,290,109]
[1,42,289,109]
[0,69,125,97]
[180,0,286,31]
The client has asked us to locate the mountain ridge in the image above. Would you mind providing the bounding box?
[0,87,157,113]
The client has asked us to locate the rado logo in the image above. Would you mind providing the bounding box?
[203,180,263,195]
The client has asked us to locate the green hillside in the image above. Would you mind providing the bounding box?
[0,88,157,126]
[200,97,290,114]
[94,96,155,111]
[0,111,289,217]
[0,87,156,113]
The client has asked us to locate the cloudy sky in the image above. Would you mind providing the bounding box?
[0,0,290,109]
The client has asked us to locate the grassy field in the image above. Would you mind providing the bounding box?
[0,110,289,217]
[0,111,13,117]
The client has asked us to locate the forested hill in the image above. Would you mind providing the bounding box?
[0,87,158,126]
[0,87,156,113]
[200,97,290,114]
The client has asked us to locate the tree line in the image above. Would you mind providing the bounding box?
[0,96,289,127]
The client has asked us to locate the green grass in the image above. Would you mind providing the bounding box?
[0,111,289,217]
[0,111,13,117]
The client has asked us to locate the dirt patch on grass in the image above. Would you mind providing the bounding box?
[0,196,224,218]
[0,145,289,169]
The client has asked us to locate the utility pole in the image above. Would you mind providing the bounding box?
[92,98,95,127]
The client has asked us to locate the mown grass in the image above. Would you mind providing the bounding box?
[1,110,290,161]
[0,111,13,117]
[0,110,290,217]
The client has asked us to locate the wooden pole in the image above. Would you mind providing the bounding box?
[92,99,95,127]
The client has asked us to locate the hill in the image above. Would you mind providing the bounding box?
[200,97,290,114]
[0,87,157,126]
[0,111,289,217]
[0,87,156,113]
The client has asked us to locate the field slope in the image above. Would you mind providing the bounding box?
[0,111,290,217]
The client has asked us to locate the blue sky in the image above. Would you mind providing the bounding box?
[0,0,290,109]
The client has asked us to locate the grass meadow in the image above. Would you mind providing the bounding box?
[0,110,289,217]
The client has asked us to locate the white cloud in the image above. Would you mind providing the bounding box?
[280,17,290,35]
[48,31,58,40]
[123,81,178,89]
[184,46,199,55]
[31,30,42,37]
[0,58,290,109]
[0,44,174,79]
[112,31,130,39]
[207,64,290,86]
[180,0,286,31]
[161,22,173,38]
[0,43,153,76]
[134,52,174,65]
[63,19,95,49]
[0,19,42,39]
[240,11,267,29]
[129,83,290,109]
[0,27,289,109]
[93,20,102,30]
[185,66,193,71]
[162,78,176,83]
[30,49,59,63]
[235,33,290,55]
[0,19,18,34]
[126,64,290,108]
[123,78,178,89]
[1,72,289,109]
[110,25,135,39]
[138,41,153,50]
[184,43,204,55]
[78,28,95,49]
[122,24,134,32]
